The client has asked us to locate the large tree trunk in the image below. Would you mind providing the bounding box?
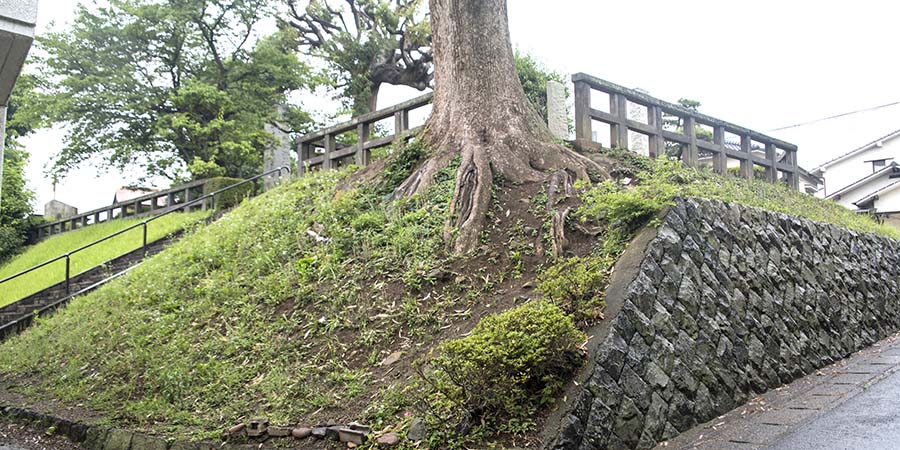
[397,0,606,254]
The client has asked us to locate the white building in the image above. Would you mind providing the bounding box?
[812,129,900,223]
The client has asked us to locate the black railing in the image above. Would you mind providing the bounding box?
[0,166,290,298]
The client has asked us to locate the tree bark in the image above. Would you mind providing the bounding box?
[397,0,606,254]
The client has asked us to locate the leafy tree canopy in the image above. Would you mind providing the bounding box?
[32,0,313,182]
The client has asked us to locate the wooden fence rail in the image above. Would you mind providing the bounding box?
[34,179,210,240]
[571,73,799,189]
[296,93,433,174]
[294,73,799,190]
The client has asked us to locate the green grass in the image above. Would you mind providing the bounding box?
[0,211,208,307]
[0,160,459,440]
[576,152,900,240]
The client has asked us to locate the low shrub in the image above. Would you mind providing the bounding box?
[424,301,585,439]
[537,255,613,323]
[203,177,253,210]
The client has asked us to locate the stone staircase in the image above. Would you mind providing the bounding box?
[0,233,178,341]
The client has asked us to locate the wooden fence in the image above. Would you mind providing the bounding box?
[297,93,433,174]
[294,73,799,190]
[572,73,799,189]
[34,179,209,240]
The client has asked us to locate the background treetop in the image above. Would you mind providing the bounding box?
[285,0,432,115]
[32,0,312,182]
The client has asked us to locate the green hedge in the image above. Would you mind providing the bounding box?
[203,177,254,210]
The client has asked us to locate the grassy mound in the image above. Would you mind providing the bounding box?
[0,159,463,440]
[0,211,208,307]
[0,147,893,447]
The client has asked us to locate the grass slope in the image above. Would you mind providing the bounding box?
[0,212,208,307]
[0,148,894,446]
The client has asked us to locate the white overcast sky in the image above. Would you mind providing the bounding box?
[21,0,900,212]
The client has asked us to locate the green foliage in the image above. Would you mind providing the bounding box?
[537,256,613,323]
[577,156,900,240]
[0,164,457,439]
[727,164,767,180]
[203,177,253,210]
[0,74,40,261]
[514,51,568,125]
[423,301,584,442]
[576,179,674,231]
[374,138,428,197]
[31,0,312,182]
[0,211,207,307]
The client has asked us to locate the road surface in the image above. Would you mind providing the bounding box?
[766,367,900,449]
[655,332,900,450]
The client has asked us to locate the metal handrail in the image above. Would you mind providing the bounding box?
[0,166,291,297]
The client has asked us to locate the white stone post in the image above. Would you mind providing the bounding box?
[263,105,292,190]
[547,80,568,140]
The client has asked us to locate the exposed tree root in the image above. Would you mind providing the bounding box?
[396,128,610,254]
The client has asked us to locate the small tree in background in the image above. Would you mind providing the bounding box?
[30,0,313,182]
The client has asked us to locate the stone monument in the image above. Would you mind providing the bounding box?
[546,80,568,140]
[264,105,292,190]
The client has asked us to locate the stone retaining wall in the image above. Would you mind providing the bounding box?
[549,198,900,450]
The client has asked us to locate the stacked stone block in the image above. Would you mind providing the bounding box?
[551,198,900,450]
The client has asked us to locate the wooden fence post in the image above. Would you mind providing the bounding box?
[740,135,753,179]
[765,142,778,183]
[609,93,628,149]
[573,80,592,144]
[713,126,726,175]
[323,134,335,170]
[183,188,194,212]
[786,148,800,190]
[647,106,664,158]
[298,142,311,175]
[683,116,698,166]
[356,123,371,166]
[394,110,409,146]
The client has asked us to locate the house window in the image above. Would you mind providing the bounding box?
[866,158,893,173]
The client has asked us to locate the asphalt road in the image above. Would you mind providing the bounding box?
[766,368,900,450]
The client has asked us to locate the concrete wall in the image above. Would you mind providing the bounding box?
[547,198,900,450]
